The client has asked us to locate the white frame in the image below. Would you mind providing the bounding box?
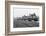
[10,5,42,32]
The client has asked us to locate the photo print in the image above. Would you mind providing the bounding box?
[13,8,39,28]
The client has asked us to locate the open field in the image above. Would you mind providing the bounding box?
[13,13,39,28]
[13,19,39,28]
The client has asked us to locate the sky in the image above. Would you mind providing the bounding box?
[13,8,40,18]
[13,5,41,18]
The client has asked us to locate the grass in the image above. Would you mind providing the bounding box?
[13,19,39,28]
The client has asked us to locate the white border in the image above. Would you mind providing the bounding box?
[10,5,42,32]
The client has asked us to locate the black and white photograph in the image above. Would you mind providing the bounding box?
[10,4,43,32]
[13,8,39,28]
[5,1,45,35]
